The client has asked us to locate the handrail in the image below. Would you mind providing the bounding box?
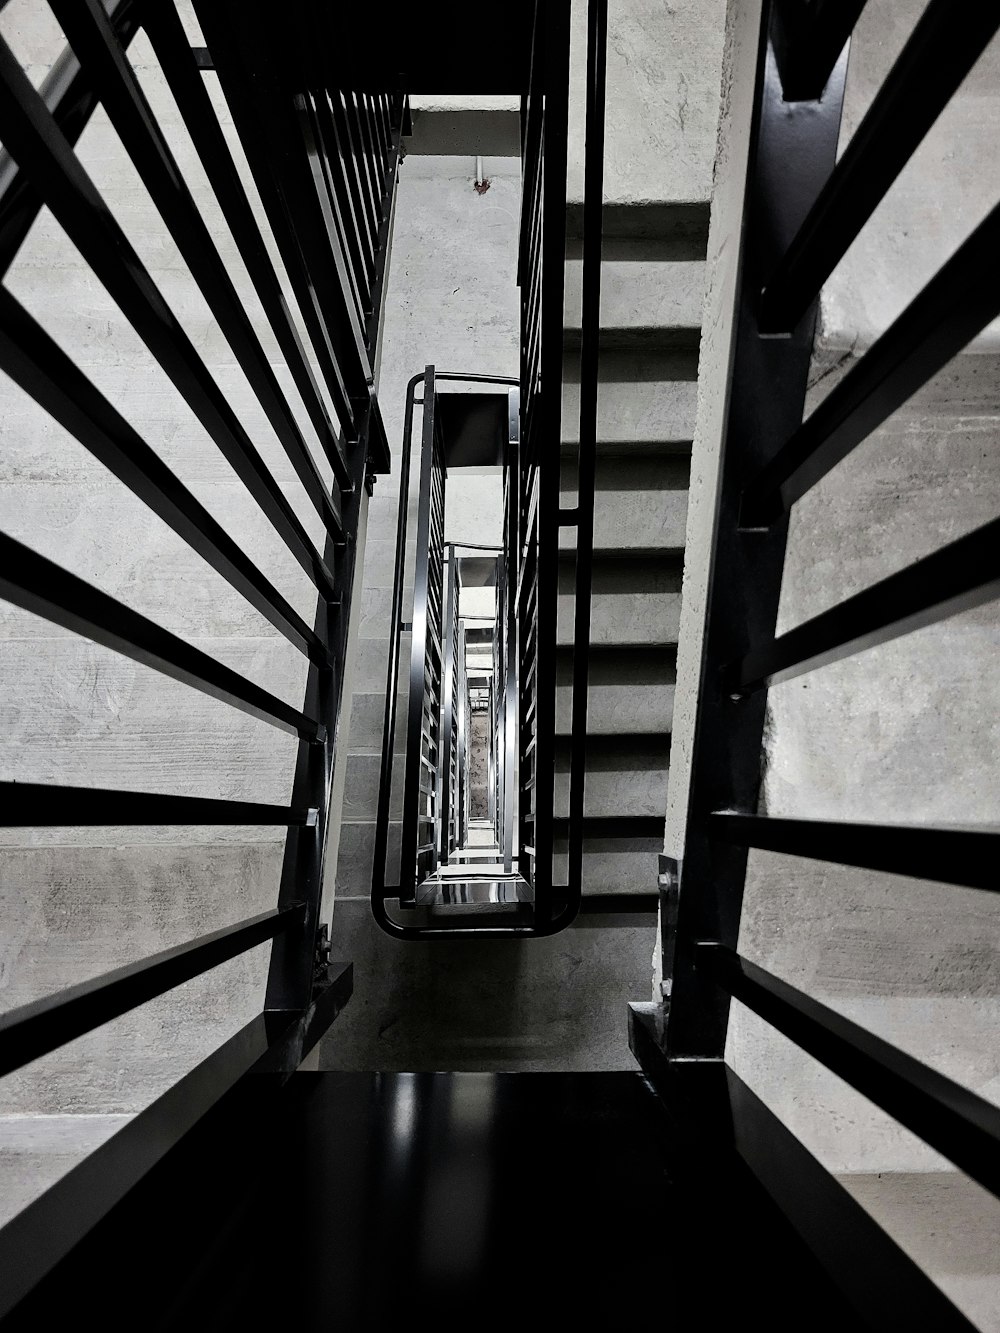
[0,4,402,1291]
[637,0,1000,1323]
[0,0,141,278]
[0,962,353,1321]
[399,364,446,896]
[0,906,306,1079]
[372,369,552,937]
[370,0,607,939]
[565,0,608,913]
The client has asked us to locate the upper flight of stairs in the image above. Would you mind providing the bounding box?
[335,205,707,903]
[557,206,706,893]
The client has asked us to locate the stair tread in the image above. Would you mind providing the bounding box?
[564,255,705,347]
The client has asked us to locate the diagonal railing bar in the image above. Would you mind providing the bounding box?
[0,532,325,737]
[0,34,338,598]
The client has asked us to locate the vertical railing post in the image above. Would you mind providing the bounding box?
[663,0,849,1057]
[525,0,570,927]
[194,0,400,1008]
[566,0,608,908]
[400,367,446,899]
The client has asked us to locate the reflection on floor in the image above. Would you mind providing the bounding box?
[17,1072,860,1329]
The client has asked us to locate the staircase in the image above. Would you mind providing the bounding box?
[2,0,998,1327]
[557,209,705,893]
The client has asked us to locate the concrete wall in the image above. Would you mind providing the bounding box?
[666,1,1000,1326]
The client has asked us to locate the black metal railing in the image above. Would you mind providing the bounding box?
[492,548,511,870]
[371,0,608,938]
[514,0,569,926]
[515,0,607,929]
[0,3,404,1314]
[438,544,463,865]
[399,365,448,898]
[500,392,520,874]
[634,1,1000,1326]
[372,370,524,937]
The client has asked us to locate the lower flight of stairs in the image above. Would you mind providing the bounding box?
[556,205,706,894]
[337,205,707,905]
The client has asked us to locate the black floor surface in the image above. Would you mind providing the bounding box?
[8,1071,863,1330]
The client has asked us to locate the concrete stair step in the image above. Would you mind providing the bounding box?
[552,817,663,895]
[555,645,675,735]
[564,325,700,354]
[564,253,704,352]
[551,735,669,819]
[405,102,520,156]
[557,553,682,647]
[559,455,689,553]
[562,348,699,450]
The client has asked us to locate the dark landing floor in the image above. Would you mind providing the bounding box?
[9,1072,862,1331]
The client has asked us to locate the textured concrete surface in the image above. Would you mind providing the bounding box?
[841,1171,1000,1333]
[735,382,1000,1176]
[468,713,490,820]
[560,457,689,553]
[0,1114,132,1230]
[567,0,726,207]
[562,347,699,448]
[555,646,675,736]
[557,555,682,647]
[564,252,705,343]
[321,898,654,1072]
[553,737,670,818]
[820,2,1000,349]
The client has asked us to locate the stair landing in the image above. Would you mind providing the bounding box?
[11,1070,862,1329]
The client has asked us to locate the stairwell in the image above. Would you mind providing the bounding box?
[0,0,996,1323]
[555,210,704,893]
[322,0,726,1068]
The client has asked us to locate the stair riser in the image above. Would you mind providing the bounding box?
[557,589,681,647]
[552,765,668,819]
[559,458,689,553]
[562,354,698,447]
[555,681,675,735]
[553,840,662,895]
[564,256,705,347]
